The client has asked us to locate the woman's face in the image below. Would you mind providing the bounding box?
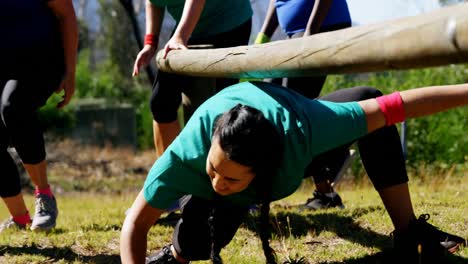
[206,139,255,196]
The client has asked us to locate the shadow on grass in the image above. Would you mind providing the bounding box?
[321,252,468,264]
[0,244,121,263]
[244,205,390,249]
[244,205,468,264]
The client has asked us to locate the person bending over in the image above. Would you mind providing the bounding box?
[121,81,467,263]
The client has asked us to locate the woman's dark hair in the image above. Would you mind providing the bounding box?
[210,104,283,264]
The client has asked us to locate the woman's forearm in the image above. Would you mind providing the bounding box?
[120,191,164,263]
[360,83,468,133]
[305,0,333,36]
[146,1,164,36]
[120,223,149,263]
[173,0,206,43]
[400,84,468,119]
[260,0,279,37]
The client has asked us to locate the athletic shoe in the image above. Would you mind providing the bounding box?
[300,190,345,210]
[392,214,467,262]
[0,217,26,232]
[146,245,179,264]
[30,194,58,231]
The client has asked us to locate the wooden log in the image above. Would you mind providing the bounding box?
[156,3,468,79]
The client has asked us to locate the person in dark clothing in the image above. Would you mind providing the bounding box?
[0,0,78,232]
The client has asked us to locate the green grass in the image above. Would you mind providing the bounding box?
[0,174,466,263]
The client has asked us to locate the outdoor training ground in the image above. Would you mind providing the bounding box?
[0,140,466,263]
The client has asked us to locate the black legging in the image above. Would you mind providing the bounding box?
[167,86,408,261]
[0,44,64,198]
[150,19,252,123]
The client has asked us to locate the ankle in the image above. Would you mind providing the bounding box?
[12,211,32,225]
[35,185,53,198]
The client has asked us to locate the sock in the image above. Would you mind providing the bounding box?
[35,185,53,198]
[13,211,32,225]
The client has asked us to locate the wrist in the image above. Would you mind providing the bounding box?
[255,32,271,44]
[144,34,158,47]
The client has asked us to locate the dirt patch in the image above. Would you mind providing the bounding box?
[11,139,157,194]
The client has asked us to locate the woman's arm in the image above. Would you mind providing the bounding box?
[162,0,206,58]
[258,0,279,41]
[46,0,78,109]
[146,0,165,39]
[132,1,164,76]
[120,190,164,264]
[359,83,468,133]
[305,0,333,36]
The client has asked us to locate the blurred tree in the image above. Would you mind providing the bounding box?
[97,0,142,99]
[119,0,156,85]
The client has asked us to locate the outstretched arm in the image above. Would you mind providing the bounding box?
[359,83,468,133]
[120,190,164,264]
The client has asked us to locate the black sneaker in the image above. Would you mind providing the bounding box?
[146,245,180,264]
[392,214,467,262]
[300,190,345,211]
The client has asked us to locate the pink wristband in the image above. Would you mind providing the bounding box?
[376,92,406,126]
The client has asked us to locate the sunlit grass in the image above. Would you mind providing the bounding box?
[0,173,466,263]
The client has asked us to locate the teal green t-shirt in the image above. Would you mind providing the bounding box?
[150,0,252,38]
[144,82,367,209]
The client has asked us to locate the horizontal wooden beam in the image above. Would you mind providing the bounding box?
[156,3,468,78]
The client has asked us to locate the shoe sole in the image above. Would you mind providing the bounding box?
[30,224,56,232]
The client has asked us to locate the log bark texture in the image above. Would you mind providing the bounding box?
[156,3,468,78]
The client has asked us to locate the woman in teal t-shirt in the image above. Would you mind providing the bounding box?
[121,81,467,264]
[132,0,253,160]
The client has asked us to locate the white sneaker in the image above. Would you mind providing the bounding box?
[31,194,58,231]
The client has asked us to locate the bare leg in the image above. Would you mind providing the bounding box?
[377,183,415,230]
[23,159,48,189]
[2,194,28,217]
[153,120,181,158]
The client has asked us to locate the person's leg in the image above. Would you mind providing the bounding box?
[173,196,248,261]
[321,86,466,258]
[0,85,31,230]
[2,74,60,231]
[152,121,181,158]
[289,24,355,204]
[150,71,185,158]
[151,19,252,159]
[147,195,248,263]
[362,125,466,259]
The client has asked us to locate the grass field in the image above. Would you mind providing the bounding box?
[0,173,466,263]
